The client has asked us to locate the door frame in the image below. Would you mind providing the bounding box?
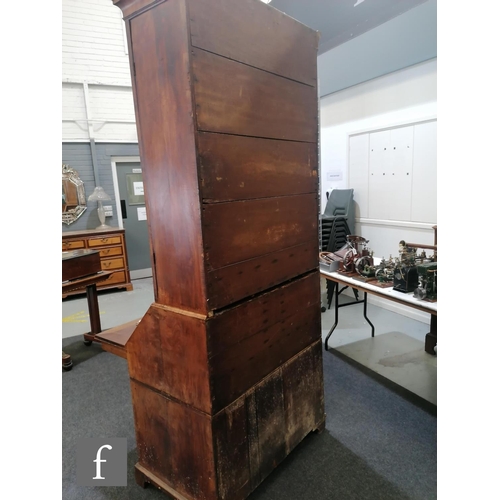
[110,156,152,280]
[110,155,140,229]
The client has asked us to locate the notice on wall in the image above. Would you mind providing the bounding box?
[137,207,147,221]
[133,181,144,196]
[326,171,343,182]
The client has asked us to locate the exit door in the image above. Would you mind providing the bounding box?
[116,162,152,278]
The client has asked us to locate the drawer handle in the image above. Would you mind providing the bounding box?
[103,262,111,269]
[101,238,109,243]
[102,249,110,255]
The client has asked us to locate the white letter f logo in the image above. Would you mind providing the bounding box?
[93,444,112,479]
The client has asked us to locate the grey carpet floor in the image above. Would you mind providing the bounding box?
[62,337,436,500]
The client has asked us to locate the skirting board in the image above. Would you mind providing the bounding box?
[130,268,153,280]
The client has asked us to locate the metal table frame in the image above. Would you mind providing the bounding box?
[321,269,437,353]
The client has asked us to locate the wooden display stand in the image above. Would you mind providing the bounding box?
[102,0,325,498]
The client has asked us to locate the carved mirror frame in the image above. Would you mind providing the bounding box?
[62,164,87,225]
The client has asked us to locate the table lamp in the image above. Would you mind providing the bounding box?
[88,186,112,230]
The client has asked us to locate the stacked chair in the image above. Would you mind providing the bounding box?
[320,189,357,309]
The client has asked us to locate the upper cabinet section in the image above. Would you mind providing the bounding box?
[114,0,320,313]
[188,0,319,86]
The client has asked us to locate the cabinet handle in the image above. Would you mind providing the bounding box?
[103,262,110,269]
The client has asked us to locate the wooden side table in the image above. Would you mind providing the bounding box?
[62,271,113,371]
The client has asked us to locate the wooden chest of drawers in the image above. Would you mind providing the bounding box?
[62,228,133,297]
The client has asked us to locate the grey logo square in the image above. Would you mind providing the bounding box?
[76,438,127,486]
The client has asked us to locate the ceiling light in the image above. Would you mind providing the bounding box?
[260,0,272,4]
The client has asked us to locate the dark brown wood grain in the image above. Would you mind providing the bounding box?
[95,319,139,358]
[212,343,325,499]
[245,392,261,493]
[253,370,287,479]
[129,0,208,314]
[191,47,318,142]
[282,339,325,452]
[131,380,217,500]
[207,272,320,356]
[127,274,321,415]
[188,0,318,86]
[202,193,318,269]
[205,242,318,310]
[62,250,101,282]
[198,132,318,202]
[110,0,323,498]
[130,343,324,500]
[212,398,251,500]
[127,305,212,413]
[209,301,320,412]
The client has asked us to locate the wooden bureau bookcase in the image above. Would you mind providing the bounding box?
[62,229,133,297]
[110,0,325,498]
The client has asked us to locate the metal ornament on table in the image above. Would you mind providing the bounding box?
[88,186,112,230]
[339,235,373,274]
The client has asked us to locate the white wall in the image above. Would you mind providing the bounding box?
[62,0,137,143]
[319,58,437,322]
[320,58,437,207]
[62,0,131,85]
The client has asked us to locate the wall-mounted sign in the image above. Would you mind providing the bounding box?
[326,171,343,181]
[133,181,144,196]
[126,173,145,205]
[137,206,147,221]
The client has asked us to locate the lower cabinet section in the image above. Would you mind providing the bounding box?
[62,228,133,297]
[131,340,325,500]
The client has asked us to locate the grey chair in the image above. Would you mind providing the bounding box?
[320,188,358,309]
[320,188,354,252]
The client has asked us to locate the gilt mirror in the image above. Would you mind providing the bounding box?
[62,164,87,225]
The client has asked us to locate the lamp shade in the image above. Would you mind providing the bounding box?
[88,186,111,202]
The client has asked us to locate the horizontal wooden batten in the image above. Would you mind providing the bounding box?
[209,302,320,412]
[198,132,318,203]
[210,304,321,412]
[202,193,318,269]
[188,0,318,87]
[191,48,318,143]
[207,272,320,357]
[205,242,318,310]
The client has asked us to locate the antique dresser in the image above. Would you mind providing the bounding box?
[62,228,133,297]
[108,0,325,498]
